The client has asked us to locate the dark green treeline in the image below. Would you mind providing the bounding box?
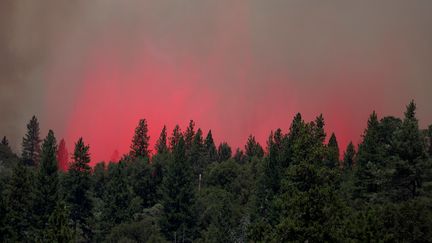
[1,101,432,242]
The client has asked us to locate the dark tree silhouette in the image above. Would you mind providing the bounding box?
[343,141,356,170]
[155,125,168,155]
[64,138,93,241]
[130,119,151,160]
[22,116,42,166]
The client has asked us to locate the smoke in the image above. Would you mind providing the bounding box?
[1,0,432,162]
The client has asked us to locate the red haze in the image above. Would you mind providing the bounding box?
[57,138,69,171]
[59,44,361,163]
[36,1,432,164]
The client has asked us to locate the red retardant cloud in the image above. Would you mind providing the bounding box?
[62,46,220,163]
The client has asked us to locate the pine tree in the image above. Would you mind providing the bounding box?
[0,136,12,155]
[130,119,151,160]
[313,114,326,145]
[169,125,182,151]
[392,100,428,200]
[161,137,196,241]
[273,129,284,151]
[70,138,91,173]
[4,161,35,241]
[355,111,387,199]
[281,113,327,167]
[245,135,256,158]
[326,133,340,168]
[233,148,246,164]
[265,130,282,193]
[1,136,9,146]
[204,130,218,162]
[22,116,42,166]
[57,139,69,172]
[343,142,356,170]
[34,130,59,238]
[190,128,205,174]
[357,111,384,167]
[282,113,306,166]
[254,130,283,224]
[378,116,402,152]
[155,125,168,155]
[184,120,196,151]
[64,137,93,241]
[289,113,304,142]
[245,135,264,159]
[0,136,18,168]
[217,142,232,162]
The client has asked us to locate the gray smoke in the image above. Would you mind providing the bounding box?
[1,0,432,155]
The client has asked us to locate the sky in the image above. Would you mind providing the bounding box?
[1,0,432,163]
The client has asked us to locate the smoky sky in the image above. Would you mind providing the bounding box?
[1,0,432,162]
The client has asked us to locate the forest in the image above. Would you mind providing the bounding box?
[1,100,432,242]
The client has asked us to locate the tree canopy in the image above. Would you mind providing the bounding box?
[1,102,432,242]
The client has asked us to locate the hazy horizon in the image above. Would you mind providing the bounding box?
[1,0,432,162]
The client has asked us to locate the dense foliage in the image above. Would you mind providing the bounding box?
[1,101,432,242]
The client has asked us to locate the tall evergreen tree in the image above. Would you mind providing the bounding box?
[245,135,264,159]
[155,125,168,155]
[0,136,18,168]
[130,119,151,160]
[57,139,69,172]
[184,120,196,151]
[281,113,325,166]
[22,116,42,166]
[64,138,93,241]
[354,111,387,200]
[326,133,340,168]
[273,129,284,152]
[343,142,356,170]
[161,137,196,241]
[288,113,304,142]
[169,125,182,151]
[357,111,384,167]
[254,130,283,225]
[264,131,282,193]
[190,128,205,174]
[217,142,232,162]
[1,136,9,146]
[4,161,35,241]
[313,114,326,145]
[392,100,428,200]
[34,130,59,238]
[378,116,402,152]
[204,130,218,162]
[0,136,12,155]
[233,148,246,164]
